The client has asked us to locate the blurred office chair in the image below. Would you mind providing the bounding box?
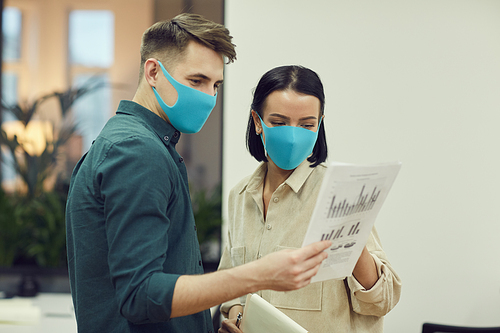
[422,323,500,333]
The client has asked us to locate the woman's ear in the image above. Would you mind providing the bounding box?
[144,58,160,87]
[251,110,262,135]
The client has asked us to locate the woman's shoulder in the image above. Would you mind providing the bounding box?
[230,163,267,196]
[229,174,253,198]
[310,162,328,178]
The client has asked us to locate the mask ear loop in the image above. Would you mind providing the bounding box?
[255,113,269,157]
[317,115,324,132]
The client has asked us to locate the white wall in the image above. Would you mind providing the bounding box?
[222,1,500,332]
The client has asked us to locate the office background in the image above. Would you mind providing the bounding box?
[1,0,499,332]
[222,1,500,332]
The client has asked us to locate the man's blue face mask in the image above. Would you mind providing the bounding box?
[257,113,322,170]
[152,60,217,134]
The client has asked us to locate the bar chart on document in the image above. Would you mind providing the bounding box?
[320,178,386,244]
[302,161,401,282]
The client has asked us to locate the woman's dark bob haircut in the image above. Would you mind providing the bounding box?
[246,65,327,167]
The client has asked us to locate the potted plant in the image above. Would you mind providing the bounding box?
[0,79,103,268]
[191,182,223,270]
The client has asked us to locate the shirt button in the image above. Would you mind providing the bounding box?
[173,131,180,138]
[273,197,279,203]
[199,260,202,266]
[179,157,184,163]
[257,253,262,259]
[266,224,272,230]
[163,135,169,141]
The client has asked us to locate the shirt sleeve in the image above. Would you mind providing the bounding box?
[96,136,180,324]
[346,227,402,317]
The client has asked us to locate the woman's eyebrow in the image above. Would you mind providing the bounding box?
[268,113,290,120]
[299,116,318,121]
[268,113,317,121]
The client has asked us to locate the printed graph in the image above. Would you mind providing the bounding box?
[326,185,381,219]
[320,221,361,241]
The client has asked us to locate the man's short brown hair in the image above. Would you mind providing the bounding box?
[139,13,236,80]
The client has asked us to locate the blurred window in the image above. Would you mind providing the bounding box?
[69,10,114,67]
[2,6,22,61]
[68,10,115,152]
[1,7,22,183]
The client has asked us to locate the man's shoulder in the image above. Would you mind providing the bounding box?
[101,112,153,138]
[95,114,163,150]
[80,117,172,176]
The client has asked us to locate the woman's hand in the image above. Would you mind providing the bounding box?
[219,318,243,333]
[219,305,243,333]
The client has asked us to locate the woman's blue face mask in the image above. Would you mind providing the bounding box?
[152,60,217,134]
[257,113,322,170]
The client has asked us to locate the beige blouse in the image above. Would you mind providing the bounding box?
[218,160,402,333]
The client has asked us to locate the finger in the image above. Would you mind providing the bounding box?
[297,244,329,271]
[300,244,328,271]
[291,250,328,286]
[296,258,323,283]
[220,319,242,333]
[300,240,332,260]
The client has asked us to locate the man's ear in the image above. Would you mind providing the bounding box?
[144,59,160,87]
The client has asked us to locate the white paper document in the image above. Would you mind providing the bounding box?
[240,294,308,333]
[301,161,402,283]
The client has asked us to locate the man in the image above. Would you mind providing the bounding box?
[66,13,330,333]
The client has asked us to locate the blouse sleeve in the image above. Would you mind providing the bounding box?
[346,227,402,317]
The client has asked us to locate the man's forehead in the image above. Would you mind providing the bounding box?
[172,41,224,79]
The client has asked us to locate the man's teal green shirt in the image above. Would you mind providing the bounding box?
[66,100,213,332]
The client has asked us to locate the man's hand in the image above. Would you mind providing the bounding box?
[254,240,331,291]
[170,241,330,318]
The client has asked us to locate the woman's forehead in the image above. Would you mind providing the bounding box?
[263,90,321,118]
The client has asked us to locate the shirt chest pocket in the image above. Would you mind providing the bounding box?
[230,246,246,267]
[266,246,323,311]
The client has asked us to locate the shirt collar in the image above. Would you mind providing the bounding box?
[116,100,181,145]
[239,159,316,195]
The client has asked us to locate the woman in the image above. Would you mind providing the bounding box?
[218,65,401,333]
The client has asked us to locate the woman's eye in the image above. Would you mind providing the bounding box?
[270,122,286,126]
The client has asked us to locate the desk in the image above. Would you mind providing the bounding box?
[0,293,76,333]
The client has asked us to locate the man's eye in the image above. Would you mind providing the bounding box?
[190,79,201,85]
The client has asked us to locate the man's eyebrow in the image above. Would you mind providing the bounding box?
[188,73,223,84]
[268,113,317,121]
